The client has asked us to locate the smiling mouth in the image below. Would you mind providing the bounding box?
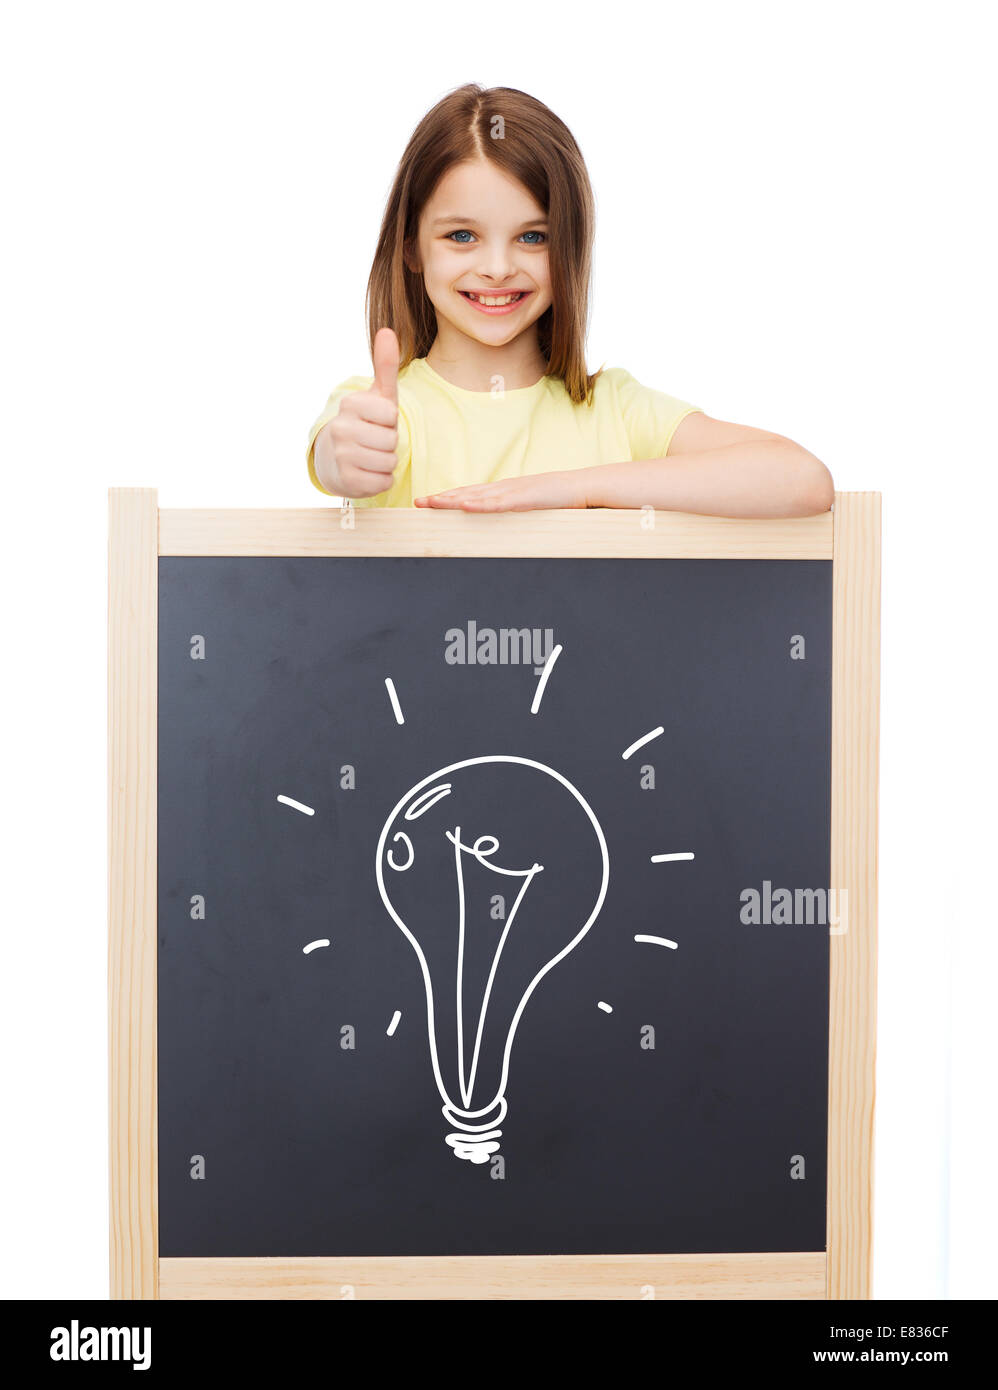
[459,290,530,309]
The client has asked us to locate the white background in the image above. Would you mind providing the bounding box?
[2,0,994,1300]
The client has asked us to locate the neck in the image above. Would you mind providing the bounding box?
[425,323,547,392]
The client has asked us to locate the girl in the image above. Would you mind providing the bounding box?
[308,85,833,517]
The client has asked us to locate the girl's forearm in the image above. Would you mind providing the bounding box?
[579,439,835,518]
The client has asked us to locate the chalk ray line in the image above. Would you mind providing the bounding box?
[530,643,562,714]
[622,726,664,760]
[384,676,404,725]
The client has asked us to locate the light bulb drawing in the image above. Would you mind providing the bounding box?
[376,755,610,1164]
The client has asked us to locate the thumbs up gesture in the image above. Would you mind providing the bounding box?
[370,325,400,408]
[316,328,400,498]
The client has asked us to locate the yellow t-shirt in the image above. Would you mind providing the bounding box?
[305,356,702,505]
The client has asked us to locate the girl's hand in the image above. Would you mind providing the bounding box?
[415,468,591,511]
[316,328,400,498]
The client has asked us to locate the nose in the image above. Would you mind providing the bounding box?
[475,242,518,283]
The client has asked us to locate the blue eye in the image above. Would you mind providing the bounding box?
[444,229,547,245]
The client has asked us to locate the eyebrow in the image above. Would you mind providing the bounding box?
[430,215,549,229]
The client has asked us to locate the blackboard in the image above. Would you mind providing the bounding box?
[158,554,832,1258]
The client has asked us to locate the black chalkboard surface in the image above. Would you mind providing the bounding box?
[158,555,831,1258]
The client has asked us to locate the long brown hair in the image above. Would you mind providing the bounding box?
[366,84,602,405]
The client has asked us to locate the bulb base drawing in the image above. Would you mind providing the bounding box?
[444,1129,502,1164]
[441,1097,506,1164]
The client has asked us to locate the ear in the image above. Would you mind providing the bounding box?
[402,238,421,274]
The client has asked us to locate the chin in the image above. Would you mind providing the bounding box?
[437,316,518,349]
[469,313,545,346]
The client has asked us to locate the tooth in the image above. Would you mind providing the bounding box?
[466,292,520,304]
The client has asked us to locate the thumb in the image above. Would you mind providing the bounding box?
[371,327,400,404]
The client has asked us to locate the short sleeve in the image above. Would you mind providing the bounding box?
[609,367,703,460]
[305,375,412,503]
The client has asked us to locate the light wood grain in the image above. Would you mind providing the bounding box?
[108,488,159,1299]
[827,492,881,1300]
[159,505,832,558]
[159,1252,826,1300]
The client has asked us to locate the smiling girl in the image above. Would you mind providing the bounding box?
[307,84,833,517]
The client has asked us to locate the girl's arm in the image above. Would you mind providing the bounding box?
[582,412,834,517]
[415,414,834,517]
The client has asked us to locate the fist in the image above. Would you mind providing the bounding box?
[323,327,400,498]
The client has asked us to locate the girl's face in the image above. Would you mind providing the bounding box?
[407,158,553,352]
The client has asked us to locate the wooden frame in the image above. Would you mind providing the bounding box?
[108,491,879,1300]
